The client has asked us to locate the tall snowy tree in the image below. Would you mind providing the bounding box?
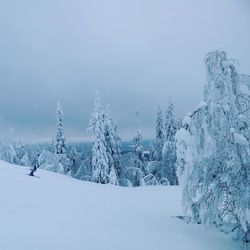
[176,50,250,242]
[131,109,145,182]
[152,106,165,161]
[160,102,179,185]
[54,102,71,174]
[103,105,121,184]
[89,93,109,184]
[133,109,144,160]
[55,102,66,154]
[165,102,178,142]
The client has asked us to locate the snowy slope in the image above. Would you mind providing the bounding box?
[0,161,241,250]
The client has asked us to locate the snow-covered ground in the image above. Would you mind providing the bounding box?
[0,161,241,250]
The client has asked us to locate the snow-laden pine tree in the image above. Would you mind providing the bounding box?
[54,102,71,174]
[20,154,31,167]
[55,102,66,154]
[161,102,178,185]
[165,102,178,142]
[152,106,165,161]
[176,50,250,242]
[122,109,145,186]
[103,105,121,184]
[0,143,18,164]
[89,93,109,184]
[133,109,144,161]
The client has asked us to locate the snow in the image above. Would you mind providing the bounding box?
[197,101,207,109]
[239,74,250,96]
[0,161,241,250]
[182,113,192,126]
[233,132,248,145]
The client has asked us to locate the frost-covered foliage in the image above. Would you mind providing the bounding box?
[140,174,158,186]
[119,152,145,187]
[144,161,161,176]
[158,103,179,185]
[103,105,121,184]
[20,154,31,167]
[54,103,71,174]
[162,141,178,185]
[122,167,144,187]
[89,93,110,184]
[147,103,179,185]
[133,110,144,161]
[55,102,66,154]
[152,106,165,161]
[165,103,178,142]
[74,157,92,181]
[68,147,83,177]
[118,178,132,187]
[176,50,250,242]
[159,178,170,186]
[130,109,145,183]
[74,155,91,180]
[38,150,64,174]
[0,143,19,164]
[58,154,71,175]
[88,94,121,184]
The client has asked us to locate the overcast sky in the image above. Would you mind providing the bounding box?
[0,0,249,142]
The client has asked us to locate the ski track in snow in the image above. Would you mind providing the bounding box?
[0,161,241,250]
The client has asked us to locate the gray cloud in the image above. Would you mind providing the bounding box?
[0,0,249,142]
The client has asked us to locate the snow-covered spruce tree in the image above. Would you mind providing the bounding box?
[133,109,144,161]
[152,106,165,161]
[165,102,178,142]
[0,143,19,164]
[161,102,178,185]
[20,154,31,167]
[39,149,64,174]
[55,102,66,155]
[133,109,145,175]
[89,93,109,184]
[176,50,250,242]
[103,105,121,185]
[54,102,71,174]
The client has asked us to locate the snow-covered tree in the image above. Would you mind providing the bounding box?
[0,143,19,164]
[165,102,178,142]
[160,102,179,185]
[55,102,66,155]
[103,105,121,184]
[133,109,144,161]
[68,147,82,177]
[176,50,250,242]
[152,106,165,161]
[89,93,109,184]
[20,154,31,167]
[54,102,71,174]
[38,150,64,174]
[161,141,178,185]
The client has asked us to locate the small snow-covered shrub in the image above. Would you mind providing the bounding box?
[80,175,92,182]
[118,178,133,187]
[159,178,170,186]
[140,174,158,186]
[122,167,144,187]
[144,161,161,176]
[74,158,92,180]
